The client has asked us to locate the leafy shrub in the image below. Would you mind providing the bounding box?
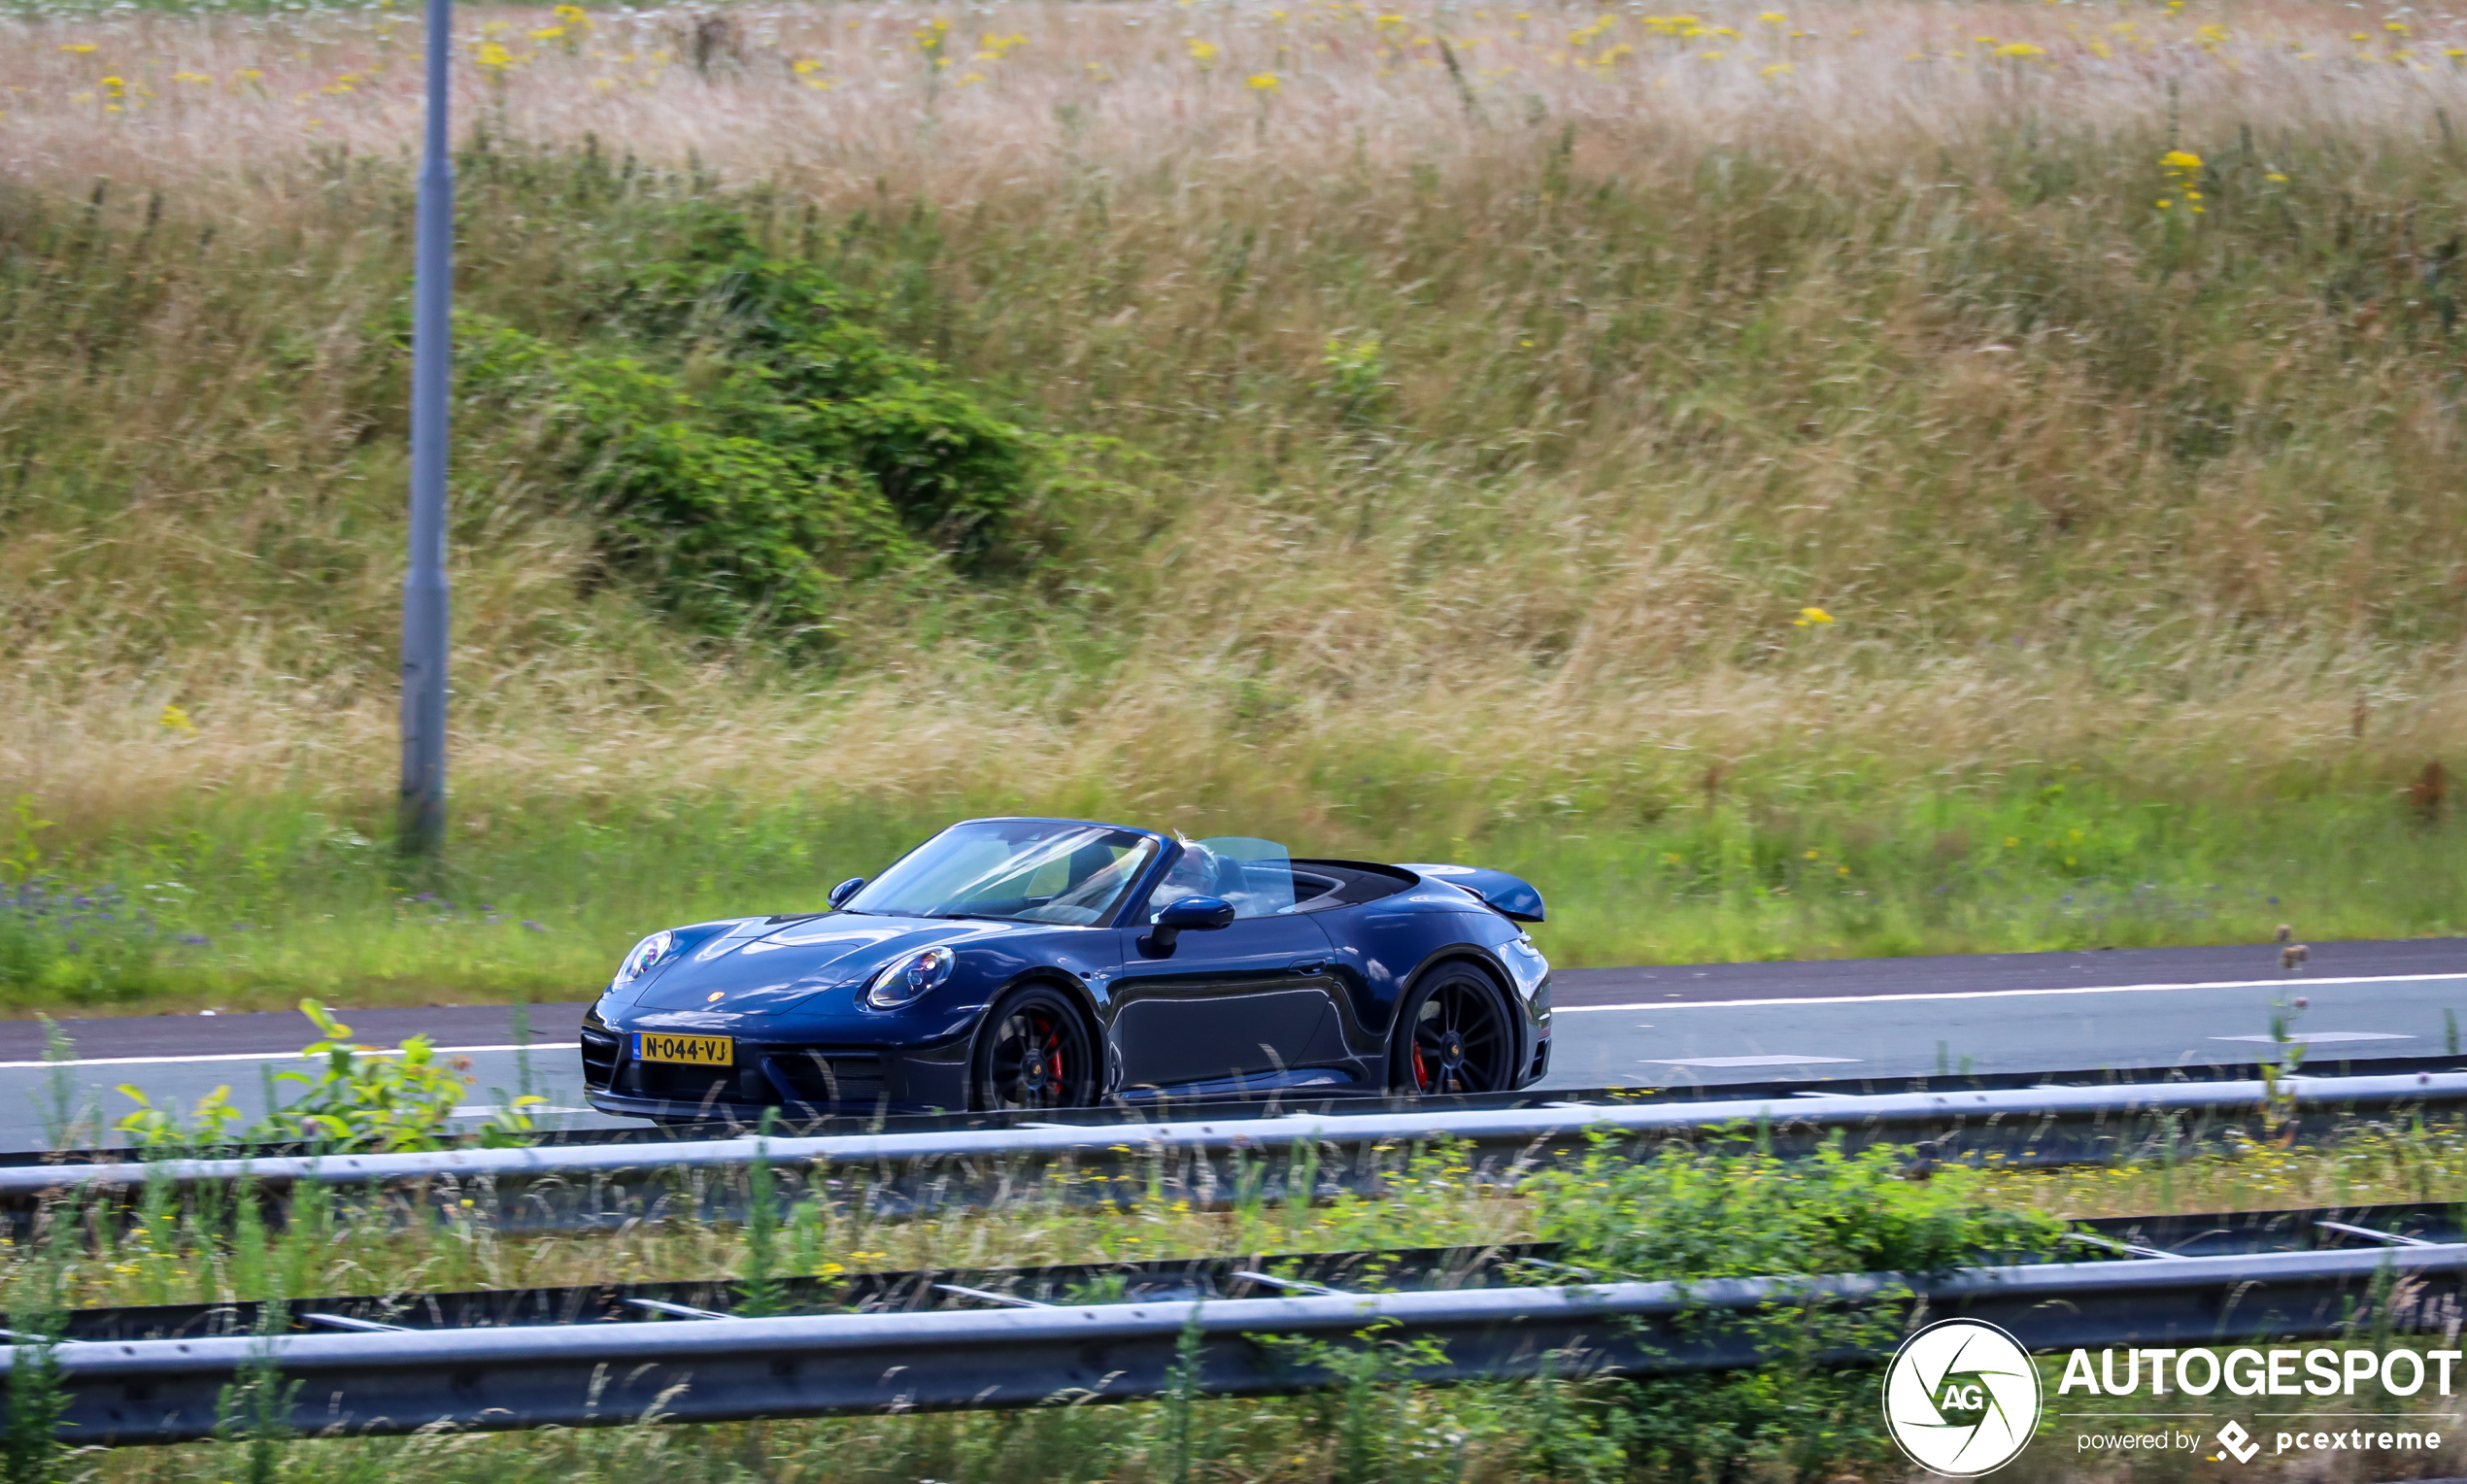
[457,201,1097,645]
[1522,1134,2069,1482]
[1530,1132,2066,1280]
[115,999,540,1153]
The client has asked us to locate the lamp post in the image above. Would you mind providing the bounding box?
[400,0,453,856]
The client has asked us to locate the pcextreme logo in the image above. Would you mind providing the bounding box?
[1882,1320,2044,1477]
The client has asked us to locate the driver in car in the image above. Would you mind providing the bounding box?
[1146,837,1226,918]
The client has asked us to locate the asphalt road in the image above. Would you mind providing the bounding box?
[0,1002,608,1151]
[4,936,2462,1150]
[1544,936,2467,1089]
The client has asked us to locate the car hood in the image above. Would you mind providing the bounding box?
[621,913,1050,1016]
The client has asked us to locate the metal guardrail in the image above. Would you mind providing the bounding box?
[25,1198,2466,1344]
[19,1049,2457,1170]
[4,1069,2462,1228]
[23,1242,2465,1444]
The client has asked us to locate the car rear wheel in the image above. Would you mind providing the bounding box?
[972,985,1097,1112]
[1389,964,1516,1096]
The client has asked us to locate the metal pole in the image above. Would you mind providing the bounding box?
[400,0,453,855]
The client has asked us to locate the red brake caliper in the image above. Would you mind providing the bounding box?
[1411,1041,1431,1092]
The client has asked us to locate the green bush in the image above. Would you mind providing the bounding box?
[456,200,1084,645]
[114,999,541,1153]
[1523,1134,2069,1481]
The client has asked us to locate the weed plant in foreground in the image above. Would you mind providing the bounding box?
[13,1138,2071,1482]
[4,0,2467,1009]
[10,1123,2467,1313]
[11,1130,2467,1481]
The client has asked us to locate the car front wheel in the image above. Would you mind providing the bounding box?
[972,984,1098,1112]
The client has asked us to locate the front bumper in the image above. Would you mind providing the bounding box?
[582,1026,972,1121]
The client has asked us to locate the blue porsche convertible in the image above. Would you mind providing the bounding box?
[579,818,1552,1120]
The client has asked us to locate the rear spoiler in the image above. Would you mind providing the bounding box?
[1397,863,1545,924]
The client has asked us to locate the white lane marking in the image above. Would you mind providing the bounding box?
[1642,1055,1860,1067]
[1552,970,2467,1014]
[2210,1031,2413,1044]
[0,1044,542,1071]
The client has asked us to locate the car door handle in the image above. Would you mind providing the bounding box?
[1287,958,1332,975]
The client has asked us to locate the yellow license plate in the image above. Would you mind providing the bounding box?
[632,1033,733,1065]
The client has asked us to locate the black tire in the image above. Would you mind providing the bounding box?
[971,984,1098,1112]
[1388,963,1517,1096]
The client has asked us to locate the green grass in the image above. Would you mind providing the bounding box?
[52,1374,2467,1484]
[3,780,2457,1011]
[6,5,2467,1010]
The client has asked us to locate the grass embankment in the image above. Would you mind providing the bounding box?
[3,0,2466,1010]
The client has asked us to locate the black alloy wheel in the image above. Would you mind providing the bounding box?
[1391,964,1515,1096]
[973,985,1098,1111]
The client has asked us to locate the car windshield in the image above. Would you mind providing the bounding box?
[843,821,1160,926]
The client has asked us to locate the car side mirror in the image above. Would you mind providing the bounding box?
[828,877,866,909]
[1144,894,1234,953]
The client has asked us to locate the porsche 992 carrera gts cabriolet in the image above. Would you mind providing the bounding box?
[580,818,1551,1120]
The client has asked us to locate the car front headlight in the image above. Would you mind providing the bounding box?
[865,945,955,1009]
[614,929,677,988]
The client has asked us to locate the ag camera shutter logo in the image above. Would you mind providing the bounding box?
[1882,1319,2044,1476]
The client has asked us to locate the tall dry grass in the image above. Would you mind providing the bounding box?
[0,0,2462,995]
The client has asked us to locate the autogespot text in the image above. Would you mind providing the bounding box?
[2058,1345,2462,1400]
[2061,1347,2449,1462]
